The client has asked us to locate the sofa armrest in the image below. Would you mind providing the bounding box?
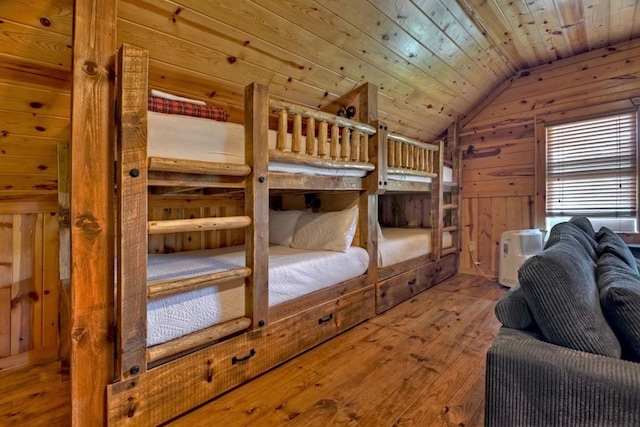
[486,327,640,427]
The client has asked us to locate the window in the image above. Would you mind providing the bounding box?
[546,111,638,232]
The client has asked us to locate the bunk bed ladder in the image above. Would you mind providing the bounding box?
[442,124,461,257]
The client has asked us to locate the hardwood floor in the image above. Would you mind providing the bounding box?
[168,274,506,427]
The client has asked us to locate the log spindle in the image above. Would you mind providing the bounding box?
[306,116,315,156]
[277,110,287,152]
[318,121,328,158]
[341,127,350,161]
[330,124,339,160]
[292,113,302,154]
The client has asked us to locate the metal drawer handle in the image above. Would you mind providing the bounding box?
[232,349,256,365]
[408,278,417,286]
[318,313,334,324]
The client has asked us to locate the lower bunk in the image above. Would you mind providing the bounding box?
[107,281,375,425]
[376,227,458,313]
[146,242,369,361]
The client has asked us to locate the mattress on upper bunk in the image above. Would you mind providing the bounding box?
[386,165,453,183]
[146,244,369,346]
[378,227,452,268]
[147,111,368,177]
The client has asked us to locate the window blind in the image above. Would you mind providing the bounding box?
[546,112,638,217]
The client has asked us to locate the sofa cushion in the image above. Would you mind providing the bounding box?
[569,216,597,242]
[596,227,639,274]
[518,238,621,358]
[597,252,640,362]
[494,284,536,330]
[544,222,597,262]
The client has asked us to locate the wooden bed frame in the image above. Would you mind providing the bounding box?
[106,44,380,425]
[374,126,460,314]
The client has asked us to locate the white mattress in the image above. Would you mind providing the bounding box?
[378,227,452,267]
[147,111,368,177]
[386,165,453,184]
[146,244,369,346]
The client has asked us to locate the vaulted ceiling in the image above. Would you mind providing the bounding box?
[4,1,640,143]
[116,0,640,142]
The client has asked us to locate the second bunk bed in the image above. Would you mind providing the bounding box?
[374,126,460,313]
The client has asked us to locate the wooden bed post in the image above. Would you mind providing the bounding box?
[431,140,444,260]
[355,83,382,287]
[70,0,117,424]
[245,83,269,330]
[116,44,149,380]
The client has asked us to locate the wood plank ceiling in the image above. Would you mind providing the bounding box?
[3,0,640,144]
[115,0,640,142]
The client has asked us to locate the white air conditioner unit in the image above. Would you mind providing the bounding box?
[499,229,544,288]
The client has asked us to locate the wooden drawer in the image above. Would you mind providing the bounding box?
[376,253,458,314]
[107,285,375,426]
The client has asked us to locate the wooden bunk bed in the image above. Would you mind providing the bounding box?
[106,44,379,425]
[374,126,460,313]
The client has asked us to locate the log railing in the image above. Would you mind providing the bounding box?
[269,99,376,172]
[387,133,439,177]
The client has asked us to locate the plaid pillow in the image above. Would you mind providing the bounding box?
[148,96,229,122]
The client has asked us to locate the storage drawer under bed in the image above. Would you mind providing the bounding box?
[376,253,457,314]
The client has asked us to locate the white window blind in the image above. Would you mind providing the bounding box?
[546,112,638,217]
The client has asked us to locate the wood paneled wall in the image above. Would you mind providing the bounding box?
[0,212,59,369]
[0,1,72,369]
[459,38,640,277]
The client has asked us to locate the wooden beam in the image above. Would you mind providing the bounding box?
[116,44,149,381]
[70,0,117,425]
[244,83,269,330]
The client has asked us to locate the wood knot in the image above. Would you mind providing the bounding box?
[75,214,102,235]
[83,61,98,76]
[71,328,86,342]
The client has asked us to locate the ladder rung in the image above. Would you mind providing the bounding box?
[148,267,251,300]
[148,216,251,234]
[443,204,458,210]
[147,317,251,363]
[441,247,458,256]
[443,226,458,232]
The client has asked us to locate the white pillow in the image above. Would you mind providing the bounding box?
[269,209,303,247]
[291,206,358,252]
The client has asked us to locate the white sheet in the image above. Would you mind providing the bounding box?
[147,111,368,177]
[147,244,369,346]
[386,166,453,184]
[378,227,452,267]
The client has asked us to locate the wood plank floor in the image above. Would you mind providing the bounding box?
[168,274,506,427]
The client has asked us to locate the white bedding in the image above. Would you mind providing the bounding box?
[386,165,453,184]
[147,244,369,346]
[147,111,368,177]
[378,227,452,267]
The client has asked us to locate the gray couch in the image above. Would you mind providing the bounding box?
[485,217,640,427]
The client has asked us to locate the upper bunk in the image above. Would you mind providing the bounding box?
[141,75,377,195]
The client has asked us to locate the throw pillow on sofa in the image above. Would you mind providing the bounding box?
[518,234,622,358]
[596,227,639,274]
[569,216,597,242]
[494,284,536,330]
[596,252,640,362]
[544,221,598,262]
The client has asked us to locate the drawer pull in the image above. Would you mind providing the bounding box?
[318,313,334,324]
[408,278,417,286]
[232,349,256,365]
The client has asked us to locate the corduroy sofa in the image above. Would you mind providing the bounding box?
[485,217,640,427]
